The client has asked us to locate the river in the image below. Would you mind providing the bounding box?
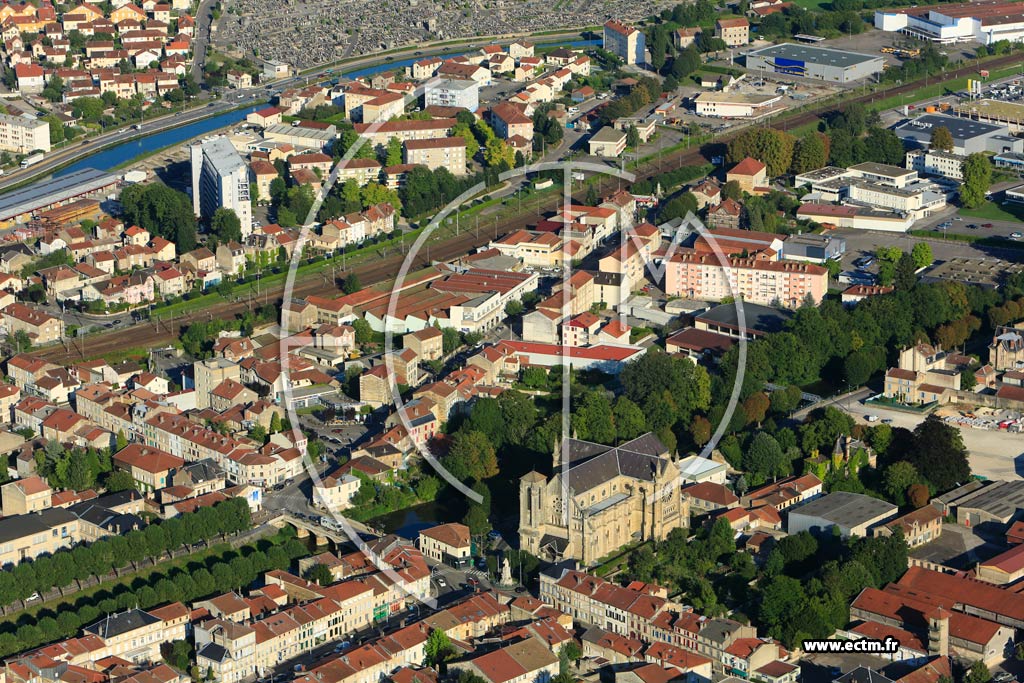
[55,39,600,176]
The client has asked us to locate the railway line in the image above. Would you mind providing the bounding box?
[34,51,1023,363]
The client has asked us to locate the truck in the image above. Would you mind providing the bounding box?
[20,153,43,169]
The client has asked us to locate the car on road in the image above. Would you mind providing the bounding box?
[882,418,894,424]
[467,577,480,589]
[1012,232,1023,239]
[435,577,447,587]
[865,414,879,422]
[968,223,979,229]
[983,223,994,228]
[954,216,963,221]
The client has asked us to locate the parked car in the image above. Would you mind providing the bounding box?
[865,415,879,422]
[853,256,875,269]
[1012,232,1023,239]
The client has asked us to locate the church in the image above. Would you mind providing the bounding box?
[518,433,687,565]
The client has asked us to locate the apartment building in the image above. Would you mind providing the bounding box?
[403,137,467,175]
[190,137,252,238]
[425,79,480,112]
[490,102,534,141]
[1,475,51,516]
[0,507,80,566]
[354,118,456,149]
[603,19,645,65]
[2,303,64,344]
[0,113,50,153]
[663,253,827,308]
[194,357,241,410]
[113,443,185,492]
[714,17,750,46]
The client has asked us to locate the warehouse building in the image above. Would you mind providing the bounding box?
[744,43,884,83]
[875,0,1024,45]
[693,91,783,119]
[893,114,1024,155]
[788,492,898,537]
[0,168,119,228]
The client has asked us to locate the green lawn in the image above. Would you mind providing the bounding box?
[790,0,830,9]
[959,200,1024,222]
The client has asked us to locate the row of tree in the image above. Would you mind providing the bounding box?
[0,498,251,606]
[0,531,307,659]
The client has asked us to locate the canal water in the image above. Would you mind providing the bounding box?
[55,39,600,176]
[370,498,466,539]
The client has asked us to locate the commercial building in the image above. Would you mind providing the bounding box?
[0,113,50,154]
[744,43,884,83]
[424,79,479,112]
[190,137,252,238]
[893,114,1024,155]
[0,168,119,228]
[787,491,898,537]
[403,136,467,175]
[693,91,783,119]
[663,253,828,308]
[874,0,1024,45]
[905,148,966,180]
[519,434,686,564]
[603,20,645,65]
[782,233,846,263]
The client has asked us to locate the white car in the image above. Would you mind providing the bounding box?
[436,577,447,587]
[865,414,879,422]
[1012,232,1023,239]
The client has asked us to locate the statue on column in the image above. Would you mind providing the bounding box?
[501,556,513,586]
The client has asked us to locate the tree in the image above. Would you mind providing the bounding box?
[115,430,128,452]
[964,662,991,683]
[660,194,698,222]
[484,138,514,169]
[442,430,498,481]
[104,469,135,492]
[862,127,905,166]
[504,300,524,318]
[385,136,403,167]
[341,273,361,295]
[792,132,827,174]
[210,208,242,243]
[727,127,795,177]
[572,391,616,445]
[269,412,282,434]
[895,252,918,291]
[721,180,742,201]
[883,461,918,503]
[425,629,453,666]
[961,153,992,209]
[744,432,788,483]
[930,126,954,152]
[303,563,334,586]
[613,397,646,442]
[625,124,640,149]
[908,483,930,508]
[119,183,197,252]
[905,416,969,493]
[44,115,64,145]
[911,242,933,269]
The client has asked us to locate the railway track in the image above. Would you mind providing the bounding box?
[35,52,1024,363]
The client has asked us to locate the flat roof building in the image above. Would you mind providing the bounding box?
[893,113,1024,155]
[0,168,119,228]
[744,43,884,83]
[788,491,898,537]
[875,0,1024,45]
[424,79,479,113]
[190,137,253,239]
